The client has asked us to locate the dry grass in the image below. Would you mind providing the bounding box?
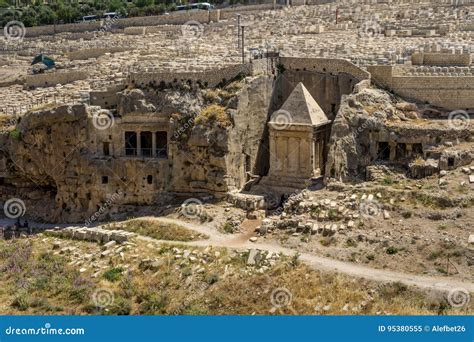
[112,219,208,242]
[202,89,221,103]
[0,114,16,130]
[195,104,231,128]
[224,80,244,93]
[0,238,471,316]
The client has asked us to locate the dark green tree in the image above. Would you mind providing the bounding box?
[37,5,56,25]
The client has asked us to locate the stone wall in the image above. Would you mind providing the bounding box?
[67,47,128,61]
[411,52,472,66]
[20,3,297,39]
[219,3,284,19]
[24,10,220,38]
[90,85,124,108]
[25,71,88,88]
[128,63,254,89]
[279,57,371,82]
[278,69,360,120]
[368,65,474,110]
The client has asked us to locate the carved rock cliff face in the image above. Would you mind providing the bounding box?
[169,76,273,193]
[1,105,90,222]
[324,83,473,182]
[325,85,399,182]
[0,76,273,223]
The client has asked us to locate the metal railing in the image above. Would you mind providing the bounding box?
[123,147,167,158]
[125,148,137,156]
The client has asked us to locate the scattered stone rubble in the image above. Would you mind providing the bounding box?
[42,234,135,277]
[256,190,391,237]
[45,226,135,244]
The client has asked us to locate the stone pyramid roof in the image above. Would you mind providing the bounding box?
[274,82,330,126]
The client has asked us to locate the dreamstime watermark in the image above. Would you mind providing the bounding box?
[3,198,26,219]
[93,14,122,38]
[358,17,382,39]
[181,198,203,219]
[92,288,115,308]
[352,118,383,139]
[85,190,123,226]
[181,20,204,40]
[5,323,85,336]
[448,110,470,130]
[262,191,280,210]
[4,20,25,41]
[269,109,293,130]
[359,199,381,219]
[92,110,115,130]
[173,116,195,140]
[270,287,297,314]
[0,117,17,135]
[447,288,470,308]
[1,9,25,42]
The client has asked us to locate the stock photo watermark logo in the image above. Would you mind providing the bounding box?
[181,20,204,40]
[0,117,17,135]
[269,109,293,130]
[263,191,280,210]
[1,9,25,42]
[3,198,26,219]
[447,288,470,308]
[172,116,195,140]
[448,110,470,130]
[5,322,85,336]
[92,110,115,130]
[270,287,297,314]
[359,199,381,219]
[92,288,115,308]
[93,13,122,38]
[181,198,203,219]
[85,190,123,226]
[358,18,382,39]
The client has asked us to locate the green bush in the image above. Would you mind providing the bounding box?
[9,129,20,140]
[11,291,29,311]
[109,297,132,315]
[137,292,170,314]
[386,246,399,255]
[103,267,124,282]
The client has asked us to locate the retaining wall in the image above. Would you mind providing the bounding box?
[412,52,472,66]
[67,47,128,60]
[368,65,474,110]
[25,71,88,88]
[128,63,254,88]
[279,57,371,81]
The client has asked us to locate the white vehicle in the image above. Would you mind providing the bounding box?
[176,2,215,11]
[82,15,98,22]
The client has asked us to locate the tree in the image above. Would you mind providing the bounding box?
[37,5,56,25]
[20,6,37,27]
[134,0,153,9]
[57,4,79,23]
[108,0,127,13]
